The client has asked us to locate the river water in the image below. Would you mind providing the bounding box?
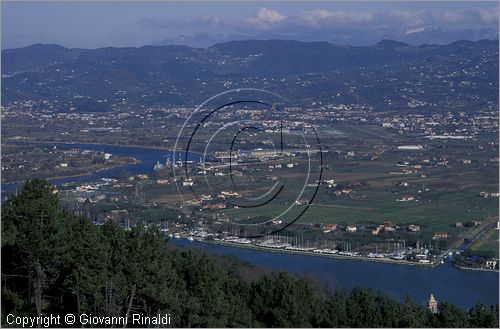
[172,238,499,309]
[2,142,498,309]
[2,142,198,193]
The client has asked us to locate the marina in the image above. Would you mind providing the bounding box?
[171,237,499,310]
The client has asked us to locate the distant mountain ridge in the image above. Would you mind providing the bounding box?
[149,27,499,48]
[3,39,496,75]
[2,39,498,112]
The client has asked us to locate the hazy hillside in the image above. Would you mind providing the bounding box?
[2,39,498,112]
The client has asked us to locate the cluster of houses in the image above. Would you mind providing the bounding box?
[320,222,423,235]
[432,232,449,240]
[321,223,357,233]
[327,180,364,196]
[371,223,397,235]
[396,195,416,202]
[182,190,242,210]
[333,188,354,196]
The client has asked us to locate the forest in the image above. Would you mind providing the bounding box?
[2,179,499,328]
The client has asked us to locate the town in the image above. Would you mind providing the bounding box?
[2,98,497,271]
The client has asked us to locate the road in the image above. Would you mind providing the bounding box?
[456,220,498,252]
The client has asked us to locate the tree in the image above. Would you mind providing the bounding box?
[2,179,62,317]
[313,290,348,327]
[469,302,499,328]
[2,179,499,328]
[251,272,315,327]
[398,294,432,327]
[170,249,250,327]
[345,287,382,327]
[434,301,469,328]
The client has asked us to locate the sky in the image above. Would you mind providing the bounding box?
[2,1,499,49]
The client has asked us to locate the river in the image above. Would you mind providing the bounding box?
[2,142,199,193]
[172,238,498,309]
[2,142,499,309]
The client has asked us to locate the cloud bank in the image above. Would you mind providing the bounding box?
[141,7,498,31]
[141,7,498,47]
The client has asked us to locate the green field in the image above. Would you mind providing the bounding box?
[106,123,499,250]
[214,124,499,245]
[469,229,500,258]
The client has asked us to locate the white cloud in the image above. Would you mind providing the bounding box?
[246,7,287,27]
[300,9,374,26]
[381,10,426,26]
[297,8,498,28]
[140,7,498,45]
[438,11,466,24]
[141,7,498,32]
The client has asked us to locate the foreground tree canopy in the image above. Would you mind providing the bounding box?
[2,179,499,328]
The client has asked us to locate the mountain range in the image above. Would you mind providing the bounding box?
[2,39,498,112]
[152,27,499,48]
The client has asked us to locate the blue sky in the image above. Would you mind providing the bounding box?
[2,1,498,49]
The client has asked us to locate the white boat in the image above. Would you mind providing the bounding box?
[187,236,194,241]
[174,233,180,239]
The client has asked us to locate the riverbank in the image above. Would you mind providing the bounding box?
[184,237,441,268]
[171,238,500,310]
[1,160,141,186]
[452,263,499,273]
[5,139,171,151]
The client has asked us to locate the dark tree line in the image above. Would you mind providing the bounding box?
[2,179,499,327]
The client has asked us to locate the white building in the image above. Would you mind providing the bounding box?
[397,145,423,150]
[346,225,357,232]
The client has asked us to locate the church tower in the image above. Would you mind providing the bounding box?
[428,293,438,314]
